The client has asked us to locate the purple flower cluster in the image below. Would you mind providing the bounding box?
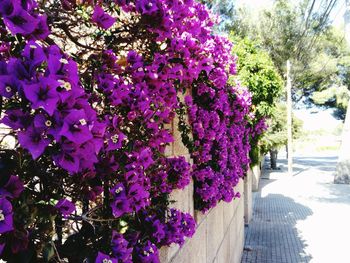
[0,0,49,39]
[190,84,253,211]
[151,156,191,196]
[0,174,23,252]
[1,41,103,174]
[251,117,268,139]
[110,0,252,212]
[0,0,258,261]
[141,208,195,247]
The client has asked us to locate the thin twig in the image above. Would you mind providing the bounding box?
[51,241,64,263]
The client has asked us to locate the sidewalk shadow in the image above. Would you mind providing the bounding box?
[242,192,313,263]
[263,156,338,178]
[313,183,350,204]
[294,156,337,173]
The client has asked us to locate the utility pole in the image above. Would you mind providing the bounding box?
[287,60,293,176]
[345,0,350,44]
[334,0,350,184]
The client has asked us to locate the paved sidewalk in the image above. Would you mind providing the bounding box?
[242,154,350,263]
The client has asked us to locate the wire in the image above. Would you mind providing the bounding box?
[300,1,346,77]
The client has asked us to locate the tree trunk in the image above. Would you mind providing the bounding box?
[270,149,278,170]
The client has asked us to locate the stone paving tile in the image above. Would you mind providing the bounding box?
[241,180,312,263]
[241,155,320,263]
[241,154,350,263]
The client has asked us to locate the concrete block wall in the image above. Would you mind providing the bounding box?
[160,181,245,263]
[252,158,264,192]
[160,109,248,263]
[244,169,253,225]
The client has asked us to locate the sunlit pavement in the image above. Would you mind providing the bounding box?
[242,153,350,263]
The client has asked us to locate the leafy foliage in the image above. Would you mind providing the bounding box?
[261,103,303,153]
[229,0,350,115]
[230,35,284,165]
[0,0,262,262]
[231,36,284,118]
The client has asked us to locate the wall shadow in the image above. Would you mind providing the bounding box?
[242,191,313,263]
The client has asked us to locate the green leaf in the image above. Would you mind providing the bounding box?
[43,244,55,262]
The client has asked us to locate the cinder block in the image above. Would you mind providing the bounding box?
[222,200,234,232]
[236,179,244,196]
[169,180,194,215]
[244,169,253,225]
[232,180,244,215]
[194,209,209,226]
[217,231,231,263]
[235,219,245,263]
[252,164,261,192]
[206,204,224,263]
[229,200,245,263]
[160,243,180,263]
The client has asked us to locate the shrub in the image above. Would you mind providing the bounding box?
[0,0,256,262]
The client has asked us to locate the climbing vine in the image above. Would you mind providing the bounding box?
[0,0,262,262]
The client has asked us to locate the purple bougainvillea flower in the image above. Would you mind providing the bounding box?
[138,148,154,170]
[23,77,60,116]
[145,216,165,243]
[60,0,76,10]
[0,61,7,74]
[0,242,4,256]
[22,41,46,67]
[135,0,159,15]
[95,252,118,263]
[111,231,133,262]
[0,42,10,54]
[53,143,80,174]
[128,184,150,211]
[0,109,31,130]
[55,198,75,217]
[59,109,93,144]
[0,75,21,98]
[92,6,115,30]
[47,52,79,87]
[91,121,106,153]
[7,58,34,81]
[18,126,50,160]
[110,183,126,198]
[20,0,38,11]
[0,175,24,198]
[134,241,159,263]
[0,197,13,234]
[31,14,50,40]
[3,5,39,35]
[33,113,51,130]
[0,0,14,16]
[107,130,126,151]
[110,196,131,218]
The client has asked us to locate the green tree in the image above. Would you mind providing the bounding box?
[230,35,284,166]
[231,36,284,118]
[231,0,350,116]
[261,103,303,169]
